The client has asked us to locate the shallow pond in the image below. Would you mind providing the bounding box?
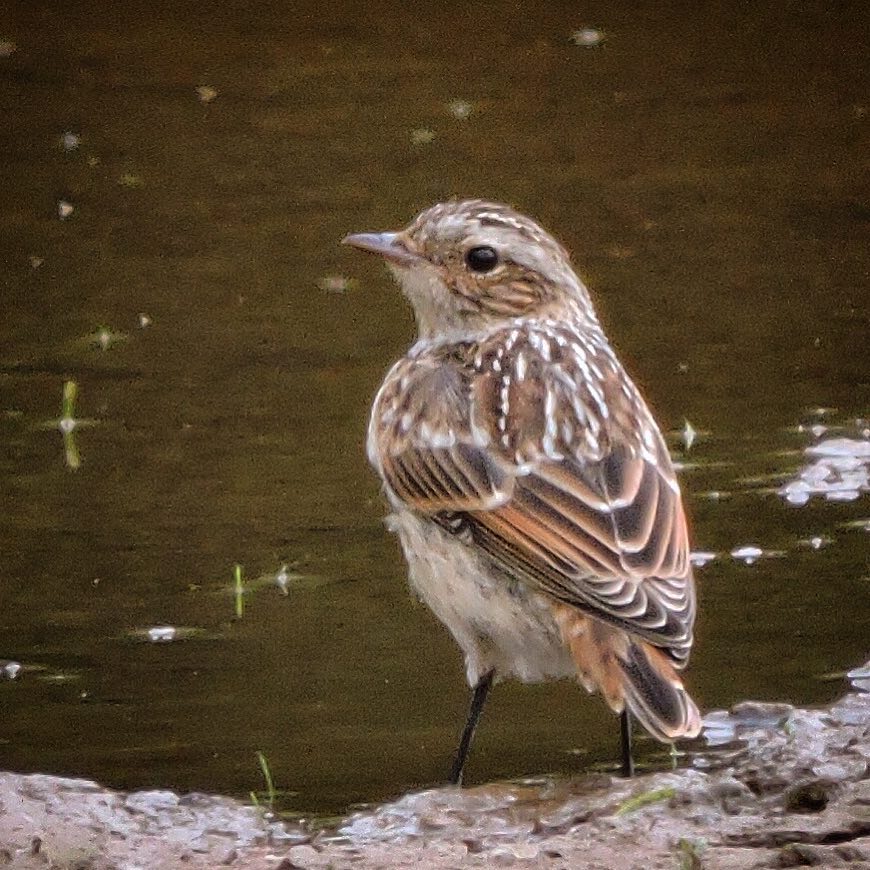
[1,0,868,815]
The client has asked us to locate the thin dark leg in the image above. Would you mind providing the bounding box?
[449,669,495,786]
[620,708,634,778]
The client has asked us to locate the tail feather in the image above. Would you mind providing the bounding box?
[554,605,701,741]
[620,640,701,740]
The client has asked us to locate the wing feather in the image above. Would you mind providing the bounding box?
[370,323,696,660]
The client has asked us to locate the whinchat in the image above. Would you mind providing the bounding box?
[343,200,701,784]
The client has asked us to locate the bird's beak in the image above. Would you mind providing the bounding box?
[341,231,420,267]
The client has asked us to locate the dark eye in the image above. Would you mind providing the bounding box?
[465,245,499,273]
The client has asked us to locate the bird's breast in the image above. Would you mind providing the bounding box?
[386,507,577,686]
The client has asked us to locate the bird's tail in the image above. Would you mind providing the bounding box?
[554,606,701,741]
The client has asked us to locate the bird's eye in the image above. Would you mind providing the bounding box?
[465,245,499,273]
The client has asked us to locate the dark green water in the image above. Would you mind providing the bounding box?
[1,0,868,813]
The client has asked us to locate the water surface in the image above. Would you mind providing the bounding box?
[1,0,868,813]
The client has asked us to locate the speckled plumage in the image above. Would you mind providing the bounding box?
[345,199,701,752]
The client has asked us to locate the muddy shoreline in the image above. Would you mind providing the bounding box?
[1,684,868,869]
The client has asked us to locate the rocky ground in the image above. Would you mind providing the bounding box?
[1,679,868,869]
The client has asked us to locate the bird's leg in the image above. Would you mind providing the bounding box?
[620,708,634,777]
[449,668,495,786]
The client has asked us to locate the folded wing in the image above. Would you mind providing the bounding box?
[370,323,696,667]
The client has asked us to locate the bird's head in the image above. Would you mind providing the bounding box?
[343,199,596,340]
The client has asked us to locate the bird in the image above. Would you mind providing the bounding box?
[342,199,701,785]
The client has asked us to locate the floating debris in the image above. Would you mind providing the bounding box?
[196,85,218,103]
[808,423,827,438]
[668,427,714,453]
[738,471,792,485]
[674,458,732,473]
[138,312,152,328]
[29,256,44,269]
[825,490,862,503]
[606,244,636,260]
[62,379,77,427]
[60,131,81,151]
[57,200,74,220]
[128,626,203,643]
[59,380,80,469]
[147,626,177,643]
[737,546,786,562]
[410,127,436,145]
[446,98,474,120]
[840,518,870,532]
[86,326,128,351]
[239,565,325,597]
[561,746,589,757]
[43,381,105,470]
[780,436,870,505]
[697,490,731,501]
[690,551,717,567]
[275,565,292,595]
[0,40,15,58]
[318,275,355,294]
[1,660,22,680]
[682,419,697,451]
[570,27,606,47]
[815,669,850,682]
[731,545,763,564]
[730,545,765,565]
[234,564,245,619]
[118,173,144,188]
[799,535,832,550]
[806,437,870,458]
[38,671,81,684]
[781,482,811,506]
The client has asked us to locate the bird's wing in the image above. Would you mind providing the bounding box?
[370,323,695,661]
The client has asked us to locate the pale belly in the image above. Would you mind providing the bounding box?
[387,509,576,687]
